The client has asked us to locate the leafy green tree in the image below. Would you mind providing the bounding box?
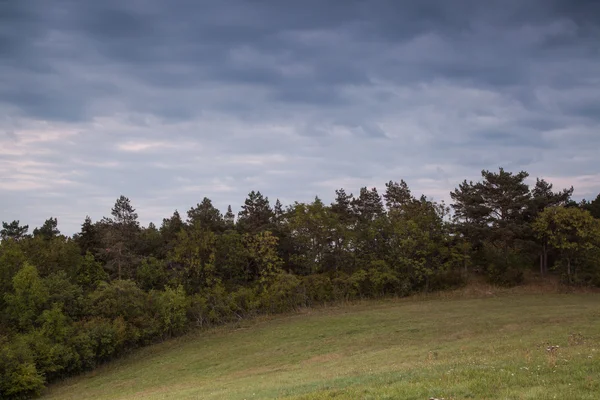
[1,220,29,242]
[0,240,27,315]
[136,257,167,291]
[286,199,335,275]
[0,337,45,399]
[74,252,107,291]
[170,222,218,292]
[528,178,573,275]
[533,207,600,283]
[4,264,49,331]
[244,231,283,286]
[214,230,250,285]
[33,217,60,240]
[154,285,189,338]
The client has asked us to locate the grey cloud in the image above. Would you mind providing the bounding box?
[1,0,599,233]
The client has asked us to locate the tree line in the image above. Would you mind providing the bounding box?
[1,167,600,398]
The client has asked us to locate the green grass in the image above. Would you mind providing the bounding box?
[42,291,600,399]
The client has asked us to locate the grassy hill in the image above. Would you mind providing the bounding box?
[42,288,600,399]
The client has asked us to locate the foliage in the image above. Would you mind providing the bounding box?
[0,176,599,399]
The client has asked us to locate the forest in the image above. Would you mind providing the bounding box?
[1,167,600,399]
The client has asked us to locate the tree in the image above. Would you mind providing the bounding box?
[159,210,185,258]
[170,223,218,292]
[581,193,600,219]
[111,195,139,228]
[75,216,100,256]
[33,217,60,240]
[101,196,141,279]
[533,207,600,283]
[224,205,235,227]
[4,264,49,331]
[186,198,224,232]
[244,231,283,286]
[352,187,384,222]
[450,168,532,281]
[528,179,574,275]
[1,221,29,242]
[237,191,273,233]
[384,180,414,211]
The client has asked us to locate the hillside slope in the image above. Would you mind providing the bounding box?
[42,293,600,400]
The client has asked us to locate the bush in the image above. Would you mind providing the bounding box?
[260,273,303,313]
[302,274,333,305]
[0,337,45,400]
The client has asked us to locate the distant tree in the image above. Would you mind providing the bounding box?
[533,207,600,283]
[170,223,218,292]
[187,198,224,232]
[101,196,141,279]
[331,188,354,223]
[273,199,284,225]
[237,191,273,233]
[450,168,532,282]
[111,195,139,228]
[581,193,600,219]
[384,180,414,211]
[352,187,384,222]
[1,220,29,242]
[4,264,49,331]
[33,217,60,240]
[159,210,184,258]
[527,179,574,275]
[75,216,100,255]
[224,205,235,227]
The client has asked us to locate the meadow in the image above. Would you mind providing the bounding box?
[42,287,600,400]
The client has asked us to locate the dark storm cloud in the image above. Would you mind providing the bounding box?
[1,0,599,233]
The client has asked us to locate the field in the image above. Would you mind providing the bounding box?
[42,288,600,399]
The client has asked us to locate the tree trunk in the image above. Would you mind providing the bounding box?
[567,257,571,283]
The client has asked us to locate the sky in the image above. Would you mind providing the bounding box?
[1,0,599,235]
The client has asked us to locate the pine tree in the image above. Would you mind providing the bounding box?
[0,220,29,241]
[352,187,384,222]
[224,205,235,227]
[186,197,224,231]
[237,191,273,233]
[33,217,60,240]
[384,180,414,211]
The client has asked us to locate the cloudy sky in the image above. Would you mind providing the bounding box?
[1,0,599,234]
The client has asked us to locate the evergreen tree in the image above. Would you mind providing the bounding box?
[352,187,384,222]
[187,197,224,232]
[237,191,273,233]
[101,196,141,279]
[33,217,60,240]
[224,205,235,227]
[581,193,600,219]
[384,180,414,211]
[75,216,99,255]
[1,221,29,242]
